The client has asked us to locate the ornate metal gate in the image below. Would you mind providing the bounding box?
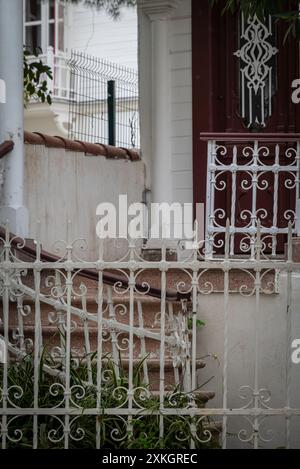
[1,221,300,448]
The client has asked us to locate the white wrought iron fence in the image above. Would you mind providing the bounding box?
[202,133,300,259]
[0,222,300,448]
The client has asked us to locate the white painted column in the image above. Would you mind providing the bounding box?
[151,17,172,204]
[138,0,180,205]
[0,0,28,236]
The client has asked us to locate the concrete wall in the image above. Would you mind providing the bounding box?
[24,144,145,260]
[24,102,69,137]
[197,272,300,448]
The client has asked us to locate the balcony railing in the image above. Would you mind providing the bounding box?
[27,47,71,101]
[201,133,300,258]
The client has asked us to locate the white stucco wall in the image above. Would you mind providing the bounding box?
[24,102,70,137]
[197,273,300,448]
[24,144,145,260]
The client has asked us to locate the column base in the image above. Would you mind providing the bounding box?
[0,205,28,237]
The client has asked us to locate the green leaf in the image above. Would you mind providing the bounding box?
[187,317,205,329]
[23,46,53,107]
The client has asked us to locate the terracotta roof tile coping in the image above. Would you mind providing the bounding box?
[24,131,140,161]
[0,140,14,159]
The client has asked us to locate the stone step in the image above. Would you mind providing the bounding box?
[12,267,209,305]
[9,299,190,331]
[105,358,206,371]
[6,324,195,358]
[151,390,215,405]
[4,267,205,394]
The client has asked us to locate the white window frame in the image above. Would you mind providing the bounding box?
[23,0,66,53]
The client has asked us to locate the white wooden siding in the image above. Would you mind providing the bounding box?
[169,0,193,204]
[67,5,138,69]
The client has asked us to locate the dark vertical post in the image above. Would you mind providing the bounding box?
[107,80,116,146]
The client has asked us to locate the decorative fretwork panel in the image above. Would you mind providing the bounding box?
[234,14,278,129]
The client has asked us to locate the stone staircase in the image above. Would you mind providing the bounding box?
[5,266,216,388]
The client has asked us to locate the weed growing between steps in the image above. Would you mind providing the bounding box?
[0,350,220,449]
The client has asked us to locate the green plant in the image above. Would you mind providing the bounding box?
[0,346,220,449]
[65,0,136,18]
[23,47,53,107]
[187,318,206,330]
[66,0,300,40]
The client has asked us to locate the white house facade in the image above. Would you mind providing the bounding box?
[138,0,192,210]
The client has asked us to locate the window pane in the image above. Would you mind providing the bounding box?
[49,23,55,48]
[25,25,42,51]
[25,0,41,22]
[58,3,64,19]
[49,0,55,20]
[58,21,64,51]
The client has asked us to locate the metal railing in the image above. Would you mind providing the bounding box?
[26,48,140,149]
[1,222,300,448]
[27,47,72,101]
[202,133,300,258]
[68,51,140,148]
